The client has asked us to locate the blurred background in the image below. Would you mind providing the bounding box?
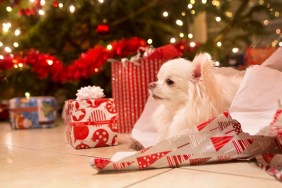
[0,0,282,116]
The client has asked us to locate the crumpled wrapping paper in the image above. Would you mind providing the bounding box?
[90,110,281,171]
[90,48,282,181]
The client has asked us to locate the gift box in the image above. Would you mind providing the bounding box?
[9,96,57,129]
[244,47,277,66]
[111,45,180,133]
[65,98,118,149]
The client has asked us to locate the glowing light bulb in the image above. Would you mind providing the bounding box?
[15,29,21,36]
[259,0,264,5]
[13,42,19,48]
[187,4,193,9]
[190,42,196,47]
[6,6,12,12]
[181,12,186,16]
[0,42,3,47]
[225,11,232,18]
[98,0,104,3]
[0,55,4,60]
[264,20,269,25]
[18,63,23,68]
[25,92,31,98]
[107,44,112,50]
[40,0,46,6]
[190,0,195,4]
[212,0,220,6]
[69,5,75,13]
[217,41,222,47]
[59,3,63,8]
[279,42,282,47]
[5,47,11,53]
[163,11,168,17]
[215,17,221,22]
[232,47,239,53]
[94,68,99,72]
[176,19,183,26]
[179,33,184,38]
[215,61,220,67]
[275,11,280,17]
[14,64,18,68]
[47,59,53,65]
[170,38,176,43]
[276,29,281,35]
[147,39,153,44]
[191,10,195,14]
[3,23,11,32]
[202,0,207,4]
[188,33,193,39]
[38,9,45,15]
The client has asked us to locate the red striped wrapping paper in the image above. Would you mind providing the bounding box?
[65,98,118,149]
[89,110,282,172]
[111,45,180,133]
[111,59,165,133]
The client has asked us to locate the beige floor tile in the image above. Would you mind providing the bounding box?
[0,145,171,188]
[180,161,274,179]
[0,121,67,149]
[42,141,135,158]
[128,168,281,188]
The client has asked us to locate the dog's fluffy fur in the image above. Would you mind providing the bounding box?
[149,53,243,142]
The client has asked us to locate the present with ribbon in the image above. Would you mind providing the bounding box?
[9,96,57,129]
[110,44,180,133]
[65,86,118,149]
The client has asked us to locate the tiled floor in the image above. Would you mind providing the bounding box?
[0,119,281,188]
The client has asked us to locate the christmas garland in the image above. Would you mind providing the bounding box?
[0,37,199,84]
[0,37,147,83]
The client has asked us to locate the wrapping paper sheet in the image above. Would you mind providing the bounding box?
[90,47,282,181]
[229,65,282,135]
[90,111,282,171]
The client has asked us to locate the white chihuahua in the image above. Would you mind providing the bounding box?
[149,53,243,142]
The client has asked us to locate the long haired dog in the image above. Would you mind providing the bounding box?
[149,53,243,142]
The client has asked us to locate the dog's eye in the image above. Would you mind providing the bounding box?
[166,79,174,85]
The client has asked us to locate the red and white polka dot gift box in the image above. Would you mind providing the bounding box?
[65,98,118,149]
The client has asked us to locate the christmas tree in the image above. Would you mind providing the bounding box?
[0,0,281,104]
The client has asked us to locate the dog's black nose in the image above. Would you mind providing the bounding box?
[148,82,157,89]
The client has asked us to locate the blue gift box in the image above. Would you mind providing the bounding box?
[9,97,57,129]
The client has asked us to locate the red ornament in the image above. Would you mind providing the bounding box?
[53,0,59,7]
[96,24,110,34]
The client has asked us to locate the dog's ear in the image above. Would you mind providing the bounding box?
[191,53,212,82]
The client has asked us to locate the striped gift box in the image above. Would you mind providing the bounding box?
[111,44,180,133]
[65,98,118,149]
